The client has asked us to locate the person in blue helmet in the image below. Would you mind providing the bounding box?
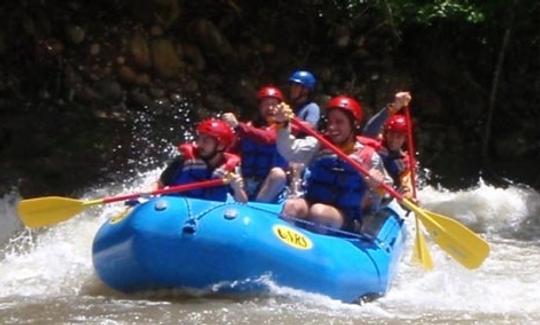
[288,70,321,128]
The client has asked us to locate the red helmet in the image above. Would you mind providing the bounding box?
[385,114,408,134]
[257,86,284,102]
[196,118,234,148]
[326,96,363,122]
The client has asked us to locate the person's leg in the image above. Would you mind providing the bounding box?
[309,203,345,229]
[281,198,309,219]
[255,167,287,203]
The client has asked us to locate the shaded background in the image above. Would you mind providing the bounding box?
[1,0,538,197]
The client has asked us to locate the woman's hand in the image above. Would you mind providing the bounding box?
[222,112,239,128]
[387,91,412,115]
[393,92,412,110]
[271,102,294,124]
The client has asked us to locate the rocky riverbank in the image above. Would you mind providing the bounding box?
[1,1,538,197]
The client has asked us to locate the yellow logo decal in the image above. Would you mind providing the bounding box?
[273,225,312,250]
[109,208,131,224]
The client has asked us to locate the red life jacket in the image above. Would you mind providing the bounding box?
[170,143,240,201]
[356,135,382,151]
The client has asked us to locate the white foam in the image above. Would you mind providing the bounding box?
[1,175,539,319]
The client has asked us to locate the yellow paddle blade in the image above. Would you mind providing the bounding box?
[402,199,490,269]
[17,196,97,228]
[412,216,434,270]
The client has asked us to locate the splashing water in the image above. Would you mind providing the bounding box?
[1,174,540,323]
[420,178,540,239]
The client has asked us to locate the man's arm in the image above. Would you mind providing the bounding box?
[158,156,184,187]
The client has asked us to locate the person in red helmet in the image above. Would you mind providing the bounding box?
[363,92,414,199]
[222,86,288,203]
[158,118,248,203]
[363,92,412,139]
[272,96,392,230]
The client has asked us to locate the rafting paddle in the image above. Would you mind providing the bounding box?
[403,106,434,270]
[291,117,490,270]
[18,178,229,228]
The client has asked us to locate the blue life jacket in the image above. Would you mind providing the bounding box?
[169,144,239,201]
[240,137,287,180]
[378,147,408,186]
[305,144,374,222]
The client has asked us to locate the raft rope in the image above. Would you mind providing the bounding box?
[182,198,240,234]
[180,199,399,253]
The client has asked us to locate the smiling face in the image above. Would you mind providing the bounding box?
[385,131,406,151]
[326,109,355,145]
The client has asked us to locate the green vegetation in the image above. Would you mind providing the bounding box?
[0,0,538,195]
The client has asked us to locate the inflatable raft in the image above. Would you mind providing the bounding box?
[92,196,406,303]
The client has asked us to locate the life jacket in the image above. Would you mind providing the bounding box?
[377,146,409,186]
[294,101,313,121]
[358,135,411,192]
[240,130,287,180]
[356,135,383,151]
[304,142,375,222]
[170,143,240,201]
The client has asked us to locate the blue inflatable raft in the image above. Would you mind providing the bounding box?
[92,196,406,303]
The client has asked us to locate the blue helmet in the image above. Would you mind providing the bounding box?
[288,70,316,91]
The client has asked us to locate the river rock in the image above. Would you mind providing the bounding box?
[136,73,151,86]
[149,85,166,98]
[190,19,235,59]
[129,88,153,108]
[155,0,181,29]
[118,65,138,84]
[184,79,199,93]
[150,25,164,37]
[335,26,350,48]
[131,29,151,68]
[151,38,183,79]
[183,43,206,71]
[90,43,100,56]
[94,79,124,104]
[204,93,229,112]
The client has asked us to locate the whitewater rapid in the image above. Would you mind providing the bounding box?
[1,172,539,324]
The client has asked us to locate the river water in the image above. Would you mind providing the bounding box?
[1,171,539,324]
